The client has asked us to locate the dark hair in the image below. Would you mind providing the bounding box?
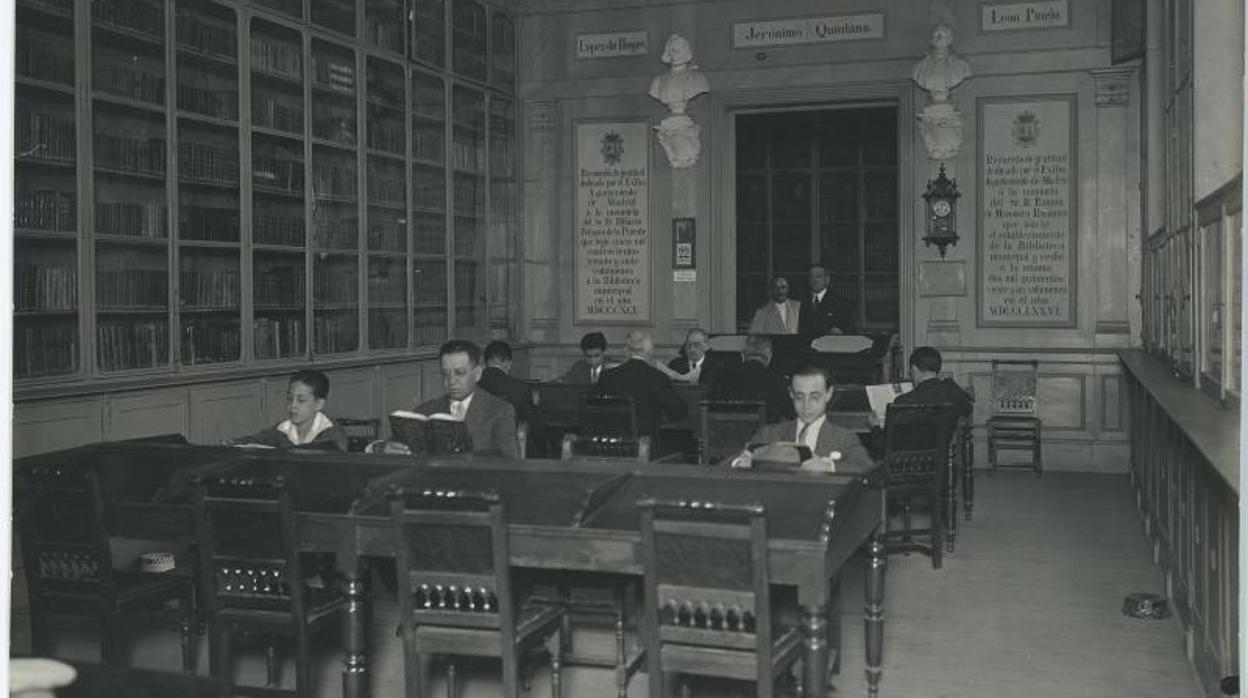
[909,346,943,374]
[809,262,828,273]
[483,340,512,363]
[439,339,481,366]
[743,335,772,361]
[580,332,607,352]
[791,364,832,389]
[290,369,330,400]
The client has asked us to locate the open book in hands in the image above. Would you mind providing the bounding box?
[865,382,913,426]
[388,410,473,455]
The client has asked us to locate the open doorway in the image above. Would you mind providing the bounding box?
[734,106,900,334]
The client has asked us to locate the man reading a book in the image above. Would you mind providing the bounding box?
[730,365,873,473]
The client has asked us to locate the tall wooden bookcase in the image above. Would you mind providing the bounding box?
[13,0,519,384]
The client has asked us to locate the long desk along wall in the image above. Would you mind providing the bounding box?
[1120,351,1238,697]
[13,0,520,383]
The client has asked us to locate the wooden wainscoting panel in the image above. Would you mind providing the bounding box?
[380,364,423,435]
[1101,373,1124,432]
[1037,374,1085,431]
[13,398,106,457]
[107,389,189,443]
[325,368,376,422]
[189,381,264,445]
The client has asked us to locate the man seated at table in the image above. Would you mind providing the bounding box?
[731,365,873,474]
[749,276,801,334]
[893,346,973,418]
[374,340,519,457]
[706,335,795,423]
[660,327,724,385]
[558,331,617,385]
[480,340,539,428]
[593,330,688,444]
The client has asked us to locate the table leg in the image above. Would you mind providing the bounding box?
[827,575,842,676]
[946,452,958,553]
[342,563,370,698]
[864,535,886,697]
[963,427,975,521]
[801,603,829,697]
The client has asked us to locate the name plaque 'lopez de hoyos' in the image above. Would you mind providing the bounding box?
[575,121,651,323]
[978,96,1077,327]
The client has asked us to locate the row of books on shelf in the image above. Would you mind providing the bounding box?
[16,265,77,311]
[312,115,357,145]
[312,212,358,248]
[365,79,403,111]
[251,35,301,80]
[92,0,164,39]
[313,165,357,199]
[367,276,405,303]
[178,140,240,184]
[94,62,164,105]
[364,20,404,55]
[451,142,484,172]
[255,267,304,307]
[179,81,239,121]
[254,316,304,360]
[452,183,485,213]
[182,319,240,364]
[314,268,357,305]
[253,94,303,133]
[368,175,405,207]
[312,313,358,354]
[369,221,406,252]
[413,183,446,210]
[16,189,75,232]
[412,131,444,163]
[15,326,76,379]
[17,30,74,86]
[98,320,167,371]
[95,134,166,176]
[97,201,165,238]
[368,310,406,349]
[181,206,239,242]
[254,213,304,246]
[180,270,240,308]
[97,269,167,307]
[368,122,404,154]
[253,153,302,192]
[17,110,75,163]
[311,56,355,94]
[176,10,236,60]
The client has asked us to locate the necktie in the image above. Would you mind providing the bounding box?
[450,400,465,420]
[591,366,600,384]
[798,420,813,446]
[778,304,787,330]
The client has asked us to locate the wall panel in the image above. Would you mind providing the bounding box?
[189,382,264,445]
[108,390,189,442]
[13,399,106,458]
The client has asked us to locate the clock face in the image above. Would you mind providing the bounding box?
[932,199,952,218]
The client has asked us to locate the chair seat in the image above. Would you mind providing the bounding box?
[114,571,193,605]
[217,589,346,627]
[411,603,562,657]
[658,626,802,681]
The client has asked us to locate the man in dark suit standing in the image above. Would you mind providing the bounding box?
[558,332,616,385]
[893,346,973,418]
[593,331,688,443]
[798,263,855,337]
[706,335,795,423]
[665,327,725,386]
[479,340,539,428]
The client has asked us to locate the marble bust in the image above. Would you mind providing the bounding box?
[910,24,972,104]
[650,34,710,168]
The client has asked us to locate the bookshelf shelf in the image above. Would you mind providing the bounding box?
[16,76,74,95]
[252,68,303,88]
[98,306,169,314]
[92,92,166,114]
[17,155,76,170]
[178,112,239,130]
[178,47,238,70]
[252,125,303,141]
[17,0,73,21]
[91,22,163,49]
[254,185,304,200]
[311,137,356,152]
[16,308,78,317]
[15,229,77,240]
[96,234,169,247]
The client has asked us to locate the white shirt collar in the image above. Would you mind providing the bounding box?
[813,289,826,303]
[276,411,334,446]
[690,356,703,371]
[450,391,475,419]
[796,414,826,451]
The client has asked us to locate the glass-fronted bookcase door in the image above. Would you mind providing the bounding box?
[13,0,519,386]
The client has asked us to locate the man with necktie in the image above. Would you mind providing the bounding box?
[664,327,725,385]
[749,276,801,334]
[558,332,616,385]
[731,365,873,473]
[798,263,855,337]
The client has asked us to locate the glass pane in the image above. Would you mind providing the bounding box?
[15,0,79,380]
[411,0,445,67]
[411,71,446,345]
[737,175,766,222]
[770,173,810,224]
[772,222,811,274]
[365,0,405,54]
[491,10,515,87]
[312,147,358,249]
[860,108,897,166]
[95,245,169,371]
[862,170,897,221]
[311,39,357,146]
[314,253,359,354]
[452,0,487,81]
[176,2,238,121]
[822,223,858,274]
[818,173,857,224]
[367,57,408,262]
[413,257,447,345]
[254,250,306,359]
[452,85,485,334]
[252,0,301,20]
[179,248,240,364]
[311,0,354,37]
[488,96,517,336]
[735,115,767,170]
[770,114,810,169]
[1232,211,1242,392]
[251,19,303,135]
[1202,221,1224,381]
[368,255,407,348]
[863,222,897,272]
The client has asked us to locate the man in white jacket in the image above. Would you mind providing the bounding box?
[749,276,801,334]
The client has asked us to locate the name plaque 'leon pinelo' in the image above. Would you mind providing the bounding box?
[575,121,651,324]
[977,96,1077,328]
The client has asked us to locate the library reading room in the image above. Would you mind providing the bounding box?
[5,0,1245,697]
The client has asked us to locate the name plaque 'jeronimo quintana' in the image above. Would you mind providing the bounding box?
[575,121,650,324]
[978,96,1077,327]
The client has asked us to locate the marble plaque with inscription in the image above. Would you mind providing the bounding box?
[575,121,650,324]
[978,96,1077,327]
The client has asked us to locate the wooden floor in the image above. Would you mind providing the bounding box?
[11,471,1204,697]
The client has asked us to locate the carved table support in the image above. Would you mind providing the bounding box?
[864,534,886,697]
[342,562,370,698]
[963,424,975,521]
[801,603,829,697]
[946,446,959,553]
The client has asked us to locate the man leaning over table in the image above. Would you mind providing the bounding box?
[731,364,874,474]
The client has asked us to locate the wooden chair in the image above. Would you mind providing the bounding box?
[561,433,652,462]
[697,400,767,465]
[17,467,196,672]
[639,498,803,698]
[193,474,345,696]
[580,393,639,439]
[985,359,1043,475]
[389,486,565,698]
[335,417,381,452]
[880,403,958,569]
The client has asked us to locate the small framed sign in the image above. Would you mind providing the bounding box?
[672,217,695,269]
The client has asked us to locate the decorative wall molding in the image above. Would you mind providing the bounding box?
[527,100,557,131]
[1091,67,1134,107]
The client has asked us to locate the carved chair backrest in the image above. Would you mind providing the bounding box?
[882,403,957,488]
[194,475,307,617]
[335,417,381,452]
[990,360,1039,416]
[580,393,639,439]
[18,464,115,597]
[561,434,651,462]
[534,383,589,428]
[698,400,767,465]
[639,499,773,670]
[389,488,513,639]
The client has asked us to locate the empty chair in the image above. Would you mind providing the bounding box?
[985,359,1042,475]
[580,393,639,440]
[193,474,345,696]
[639,498,803,698]
[880,403,958,569]
[17,467,196,671]
[697,400,767,465]
[390,486,565,698]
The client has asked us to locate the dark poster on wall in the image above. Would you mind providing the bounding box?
[672,217,695,269]
[1111,0,1145,64]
